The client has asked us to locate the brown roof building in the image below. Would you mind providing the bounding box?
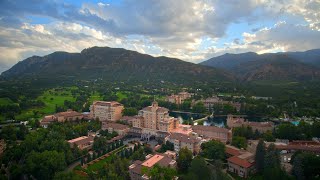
[227,115,274,133]
[166,133,201,154]
[129,153,176,180]
[67,135,95,150]
[227,145,255,178]
[192,125,231,143]
[102,122,130,136]
[54,110,83,122]
[132,102,181,139]
[166,92,192,105]
[40,110,83,128]
[90,101,124,122]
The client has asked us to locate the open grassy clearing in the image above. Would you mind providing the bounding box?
[0,97,14,105]
[88,92,103,104]
[15,88,78,120]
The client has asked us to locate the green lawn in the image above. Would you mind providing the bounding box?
[0,97,14,105]
[15,88,77,120]
[116,92,128,101]
[88,92,103,104]
[37,89,76,113]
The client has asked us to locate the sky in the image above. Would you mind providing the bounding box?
[0,0,320,73]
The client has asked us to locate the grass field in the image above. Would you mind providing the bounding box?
[116,91,127,101]
[15,88,77,120]
[0,97,14,105]
[88,92,103,104]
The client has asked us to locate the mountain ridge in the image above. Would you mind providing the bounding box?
[1,46,234,85]
[200,49,320,82]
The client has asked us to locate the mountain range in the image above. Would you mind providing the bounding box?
[1,47,320,86]
[0,47,233,85]
[200,49,320,81]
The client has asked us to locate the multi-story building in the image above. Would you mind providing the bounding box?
[227,115,246,128]
[129,153,177,180]
[165,91,192,105]
[67,135,95,150]
[247,121,274,133]
[132,101,180,137]
[40,110,83,128]
[226,145,255,178]
[101,122,130,136]
[166,133,201,154]
[192,125,232,143]
[90,101,124,122]
[178,92,192,100]
[55,110,83,122]
[138,101,170,130]
[227,115,274,133]
[166,94,182,104]
[197,97,242,112]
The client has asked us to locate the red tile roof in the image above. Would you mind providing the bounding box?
[227,156,253,168]
[168,133,200,144]
[103,122,129,130]
[192,125,229,133]
[226,146,241,156]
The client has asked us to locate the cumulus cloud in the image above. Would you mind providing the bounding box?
[0,0,319,72]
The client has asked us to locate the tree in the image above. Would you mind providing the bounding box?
[81,157,84,165]
[262,130,275,142]
[177,147,193,173]
[132,148,146,161]
[200,140,225,160]
[53,171,76,180]
[275,123,299,140]
[255,139,266,173]
[231,136,247,149]
[192,102,207,114]
[292,155,305,180]
[25,150,66,179]
[233,125,253,139]
[93,136,107,151]
[263,143,285,179]
[264,143,280,169]
[187,156,212,180]
[158,141,174,153]
[122,107,138,116]
[142,164,177,180]
[87,154,92,162]
[292,152,320,180]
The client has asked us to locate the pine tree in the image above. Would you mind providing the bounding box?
[81,157,84,165]
[293,155,305,180]
[87,154,92,162]
[255,139,266,173]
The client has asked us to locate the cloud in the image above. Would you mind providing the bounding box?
[0,0,319,72]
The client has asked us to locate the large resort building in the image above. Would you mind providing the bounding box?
[192,125,231,143]
[102,122,130,136]
[166,133,201,154]
[132,101,181,139]
[40,109,83,128]
[227,114,274,133]
[90,101,124,122]
[166,91,192,105]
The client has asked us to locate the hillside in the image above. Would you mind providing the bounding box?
[0,47,234,85]
[237,55,320,81]
[200,49,320,81]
